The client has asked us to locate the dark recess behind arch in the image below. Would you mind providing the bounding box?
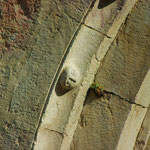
[98,0,116,9]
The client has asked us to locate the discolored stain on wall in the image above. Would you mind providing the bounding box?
[0,0,41,53]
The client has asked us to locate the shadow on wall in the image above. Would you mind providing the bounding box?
[55,80,69,96]
[98,0,116,8]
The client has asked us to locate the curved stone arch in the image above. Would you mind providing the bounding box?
[2,0,150,149]
[117,69,150,150]
[33,0,140,149]
[69,0,150,148]
[133,70,150,150]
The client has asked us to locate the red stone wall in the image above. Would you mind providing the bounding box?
[0,0,40,52]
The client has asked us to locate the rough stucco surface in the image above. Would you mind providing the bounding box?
[0,0,92,149]
[0,0,40,53]
[71,0,150,150]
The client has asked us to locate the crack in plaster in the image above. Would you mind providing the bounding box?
[83,23,112,38]
[107,102,114,116]
[43,127,68,138]
[104,90,146,108]
[66,12,112,38]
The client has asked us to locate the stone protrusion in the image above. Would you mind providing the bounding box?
[60,64,81,90]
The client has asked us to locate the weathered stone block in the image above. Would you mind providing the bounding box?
[70,92,131,150]
[95,0,150,102]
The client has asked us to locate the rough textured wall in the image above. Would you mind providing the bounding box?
[70,92,131,150]
[96,0,150,102]
[0,0,40,53]
[71,0,150,149]
[0,0,92,149]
